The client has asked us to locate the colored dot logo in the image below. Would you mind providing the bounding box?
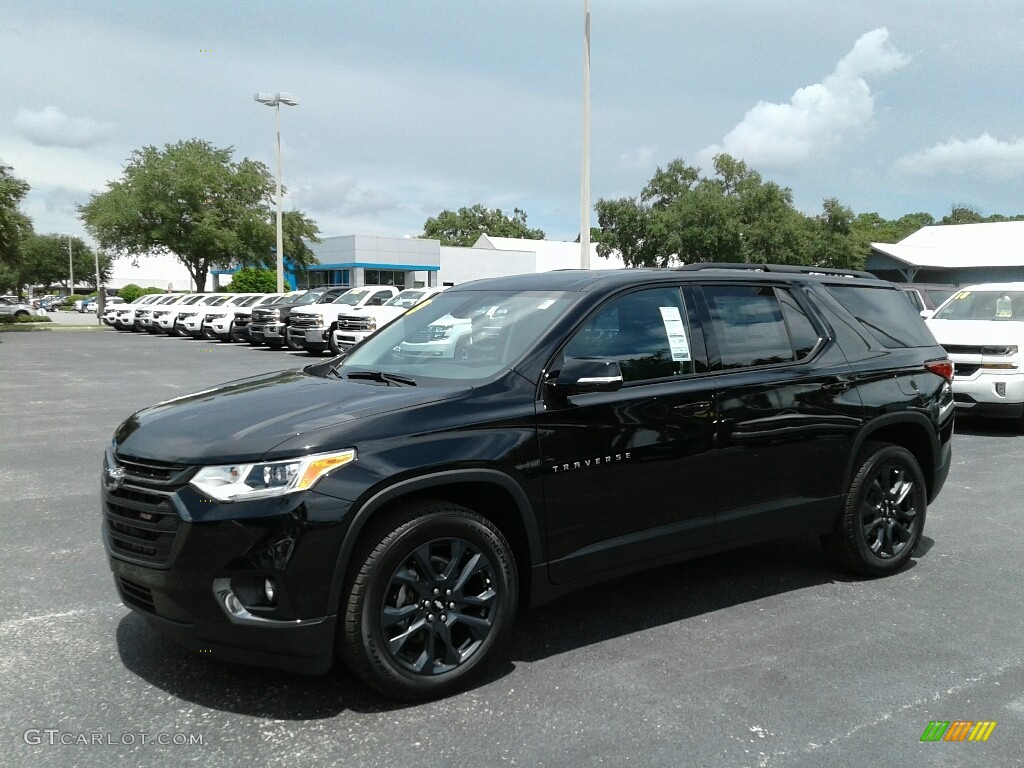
[200,49,213,53]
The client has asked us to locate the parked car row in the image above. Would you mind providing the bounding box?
[103,286,446,355]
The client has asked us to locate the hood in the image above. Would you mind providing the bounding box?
[113,369,468,464]
[926,319,1024,347]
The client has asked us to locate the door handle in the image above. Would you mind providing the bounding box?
[674,401,713,414]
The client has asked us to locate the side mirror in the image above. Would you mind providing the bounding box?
[554,357,624,395]
[920,310,934,320]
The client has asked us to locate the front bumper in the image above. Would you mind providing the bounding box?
[102,458,354,674]
[950,364,1024,418]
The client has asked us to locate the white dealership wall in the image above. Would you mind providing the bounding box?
[107,252,206,292]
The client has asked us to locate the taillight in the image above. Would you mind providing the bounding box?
[925,359,954,383]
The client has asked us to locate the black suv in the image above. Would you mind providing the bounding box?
[102,265,954,700]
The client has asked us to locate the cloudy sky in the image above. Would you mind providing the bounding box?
[2,1,1023,245]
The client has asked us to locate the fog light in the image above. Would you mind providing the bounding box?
[224,591,244,615]
[264,578,276,603]
[995,382,1006,397]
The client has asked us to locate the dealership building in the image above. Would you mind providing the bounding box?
[109,235,625,292]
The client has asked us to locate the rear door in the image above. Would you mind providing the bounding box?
[695,282,864,543]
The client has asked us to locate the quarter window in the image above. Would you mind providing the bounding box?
[702,285,803,369]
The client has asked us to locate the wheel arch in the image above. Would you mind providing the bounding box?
[847,413,939,500]
[327,469,543,613]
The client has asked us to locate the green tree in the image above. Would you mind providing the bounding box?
[0,164,33,292]
[20,234,112,292]
[79,139,319,292]
[118,283,145,303]
[280,210,321,269]
[597,154,815,267]
[941,205,984,225]
[809,198,861,269]
[422,204,545,246]
[225,267,277,293]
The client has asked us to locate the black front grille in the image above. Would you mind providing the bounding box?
[117,576,155,613]
[233,313,252,327]
[953,393,977,404]
[252,308,278,323]
[337,316,372,331]
[104,455,192,567]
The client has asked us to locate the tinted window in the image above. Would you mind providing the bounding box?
[826,285,937,347]
[563,287,693,382]
[702,285,794,369]
[777,289,821,359]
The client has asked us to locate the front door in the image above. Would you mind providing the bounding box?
[537,286,719,584]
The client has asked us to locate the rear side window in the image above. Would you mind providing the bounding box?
[702,285,802,369]
[826,285,937,348]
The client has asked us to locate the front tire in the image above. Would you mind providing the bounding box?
[822,442,926,577]
[340,501,518,701]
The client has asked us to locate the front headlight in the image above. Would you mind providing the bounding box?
[190,448,356,501]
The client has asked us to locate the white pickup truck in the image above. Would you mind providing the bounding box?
[330,286,447,355]
[288,285,400,355]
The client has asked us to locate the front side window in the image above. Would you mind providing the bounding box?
[563,287,693,382]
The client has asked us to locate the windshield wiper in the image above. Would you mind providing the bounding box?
[346,370,417,386]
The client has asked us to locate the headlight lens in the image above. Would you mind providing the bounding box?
[190,448,356,501]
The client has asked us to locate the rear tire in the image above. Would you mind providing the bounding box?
[822,442,926,577]
[339,501,518,701]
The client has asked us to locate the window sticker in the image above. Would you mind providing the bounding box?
[659,306,691,362]
[537,299,556,310]
[996,295,1013,317]
[955,290,971,300]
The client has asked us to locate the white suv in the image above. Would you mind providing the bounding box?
[112,294,167,331]
[925,282,1024,420]
[331,286,447,355]
[288,285,400,355]
[202,294,285,341]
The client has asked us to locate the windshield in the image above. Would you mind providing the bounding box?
[386,290,426,308]
[933,289,1024,321]
[339,289,576,383]
[332,288,372,305]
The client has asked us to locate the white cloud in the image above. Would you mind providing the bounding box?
[14,106,115,148]
[698,28,909,169]
[619,145,656,170]
[893,133,1024,178]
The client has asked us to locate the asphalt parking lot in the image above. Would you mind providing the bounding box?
[1,328,1022,768]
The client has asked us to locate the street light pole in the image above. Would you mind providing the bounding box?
[580,0,591,269]
[94,247,102,326]
[254,92,299,293]
[67,234,74,296]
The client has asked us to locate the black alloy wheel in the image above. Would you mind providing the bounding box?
[822,442,927,576]
[340,502,517,701]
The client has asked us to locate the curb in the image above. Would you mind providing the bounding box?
[0,324,109,333]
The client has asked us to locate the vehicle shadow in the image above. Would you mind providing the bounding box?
[117,535,925,716]
[954,417,1023,437]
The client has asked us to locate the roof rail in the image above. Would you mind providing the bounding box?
[671,262,879,280]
